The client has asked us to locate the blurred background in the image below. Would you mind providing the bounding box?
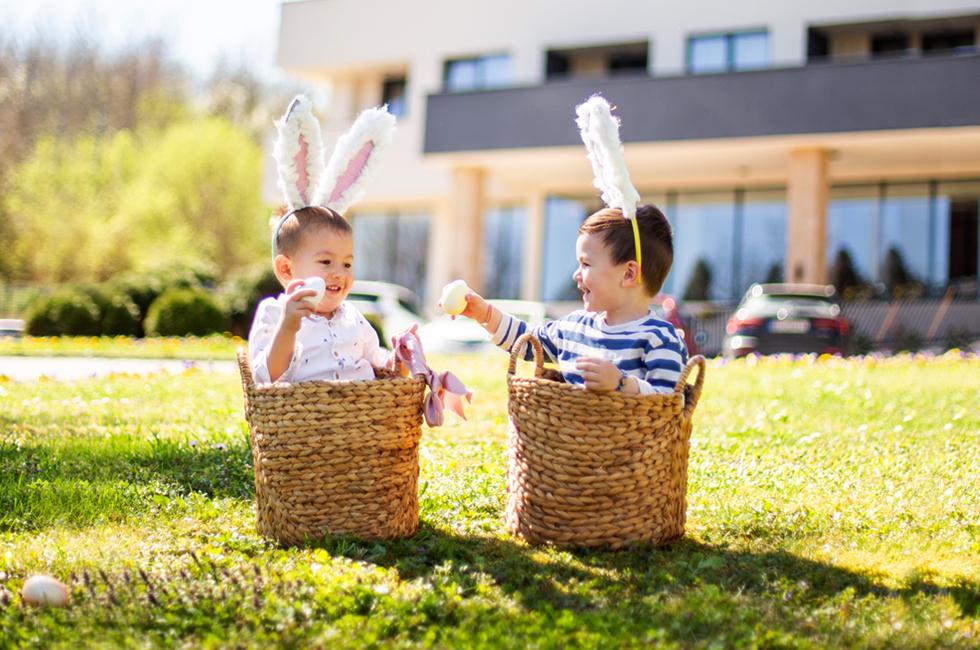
[1,0,979,356]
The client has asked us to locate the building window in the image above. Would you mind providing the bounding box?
[737,189,787,291]
[381,76,407,117]
[922,29,976,56]
[444,54,511,92]
[351,211,430,300]
[687,31,768,74]
[541,197,593,301]
[483,206,525,299]
[826,181,980,294]
[668,192,737,301]
[871,32,910,58]
[545,41,649,81]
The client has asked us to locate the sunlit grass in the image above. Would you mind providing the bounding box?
[0,352,977,647]
[0,334,242,361]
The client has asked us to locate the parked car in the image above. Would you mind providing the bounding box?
[723,284,849,357]
[416,299,547,354]
[652,294,697,356]
[346,281,425,344]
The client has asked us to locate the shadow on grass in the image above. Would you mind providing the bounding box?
[306,521,979,641]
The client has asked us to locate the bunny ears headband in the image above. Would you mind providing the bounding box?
[271,95,396,257]
[575,95,643,271]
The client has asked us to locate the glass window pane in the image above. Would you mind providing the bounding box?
[542,197,590,302]
[827,185,878,289]
[733,32,769,70]
[445,59,478,92]
[689,35,728,74]
[352,212,430,300]
[937,180,980,285]
[880,184,930,290]
[481,54,512,88]
[483,206,525,299]
[739,189,786,295]
[670,192,736,301]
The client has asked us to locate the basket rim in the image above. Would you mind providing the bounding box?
[237,349,426,393]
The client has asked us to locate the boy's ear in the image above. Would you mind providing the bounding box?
[273,254,293,285]
[622,260,641,287]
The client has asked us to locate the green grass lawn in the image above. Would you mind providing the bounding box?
[0,335,242,361]
[0,352,977,648]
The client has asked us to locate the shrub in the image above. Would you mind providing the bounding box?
[78,284,141,336]
[24,288,101,336]
[144,288,226,337]
[111,266,214,335]
[221,266,281,338]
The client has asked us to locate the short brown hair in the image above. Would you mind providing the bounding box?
[578,205,673,296]
[273,205,352,256]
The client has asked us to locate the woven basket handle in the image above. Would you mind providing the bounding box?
[508,333,545,378]
[237,350,255,388]
[674,355,706,415]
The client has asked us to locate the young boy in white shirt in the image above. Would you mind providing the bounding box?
[248,206,390,384]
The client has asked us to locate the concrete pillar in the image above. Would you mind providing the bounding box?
[449,166,486,294]
[426,199,454,313]
[521,191,546,301]
[786,148,829,284]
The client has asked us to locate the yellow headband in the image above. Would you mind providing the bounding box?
[630,217,642,271]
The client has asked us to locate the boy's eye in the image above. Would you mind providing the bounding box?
[319,260,331,265]
[344,263,352,269]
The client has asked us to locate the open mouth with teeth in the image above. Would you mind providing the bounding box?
[325,284,344,294]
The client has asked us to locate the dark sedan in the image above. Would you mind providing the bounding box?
[723,284,849,357]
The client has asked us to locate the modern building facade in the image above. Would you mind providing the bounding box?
[275,0,980,306]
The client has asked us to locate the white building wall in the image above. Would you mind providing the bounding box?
[276,0,980,204]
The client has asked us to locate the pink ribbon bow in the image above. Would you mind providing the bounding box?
[390,324,472,427]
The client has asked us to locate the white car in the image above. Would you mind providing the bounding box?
[346,281,425,344]
[416,299,548,354]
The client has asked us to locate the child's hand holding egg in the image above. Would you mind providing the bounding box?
[300,277,326,306]
[439,280,470,316]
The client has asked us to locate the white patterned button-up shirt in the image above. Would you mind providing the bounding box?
[248,295,390,384]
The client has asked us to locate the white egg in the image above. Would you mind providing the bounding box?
[440,279,470,315]
[21,575,70,607]
[300,276,326,305]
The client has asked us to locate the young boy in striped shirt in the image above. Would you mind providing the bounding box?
[456,205,687,394]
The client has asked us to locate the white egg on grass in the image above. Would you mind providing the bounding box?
[440,279,470,316]
[21,575,70,607]
[300,277,326,306]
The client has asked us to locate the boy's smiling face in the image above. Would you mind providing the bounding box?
[277,226,354,315]
[573,232,628,313]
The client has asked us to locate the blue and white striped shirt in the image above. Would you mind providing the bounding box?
[492,309,688,394]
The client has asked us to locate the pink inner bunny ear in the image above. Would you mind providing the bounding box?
[294,135,310,204]
[328,141,374,204]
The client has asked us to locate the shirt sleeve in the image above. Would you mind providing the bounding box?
[489,311,561,363]
[637,336,686,394]
[247,296,303,384]
[352,307,391,369]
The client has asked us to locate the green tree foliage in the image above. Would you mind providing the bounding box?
[4,117,268,283]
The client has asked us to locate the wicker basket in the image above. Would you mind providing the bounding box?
[505,333,706,549]
[237,351,426,545]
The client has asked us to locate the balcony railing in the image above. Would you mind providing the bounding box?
[424,54,980,153]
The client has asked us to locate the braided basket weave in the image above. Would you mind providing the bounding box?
[237,351,426,545]
[505,333,706,549]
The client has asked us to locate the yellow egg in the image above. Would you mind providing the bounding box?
[21,575,70,607]
[440,280,469,315]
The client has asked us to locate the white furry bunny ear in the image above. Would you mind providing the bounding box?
[315,106,396,214]
[575,95,641,220]
[274,95,326,210]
